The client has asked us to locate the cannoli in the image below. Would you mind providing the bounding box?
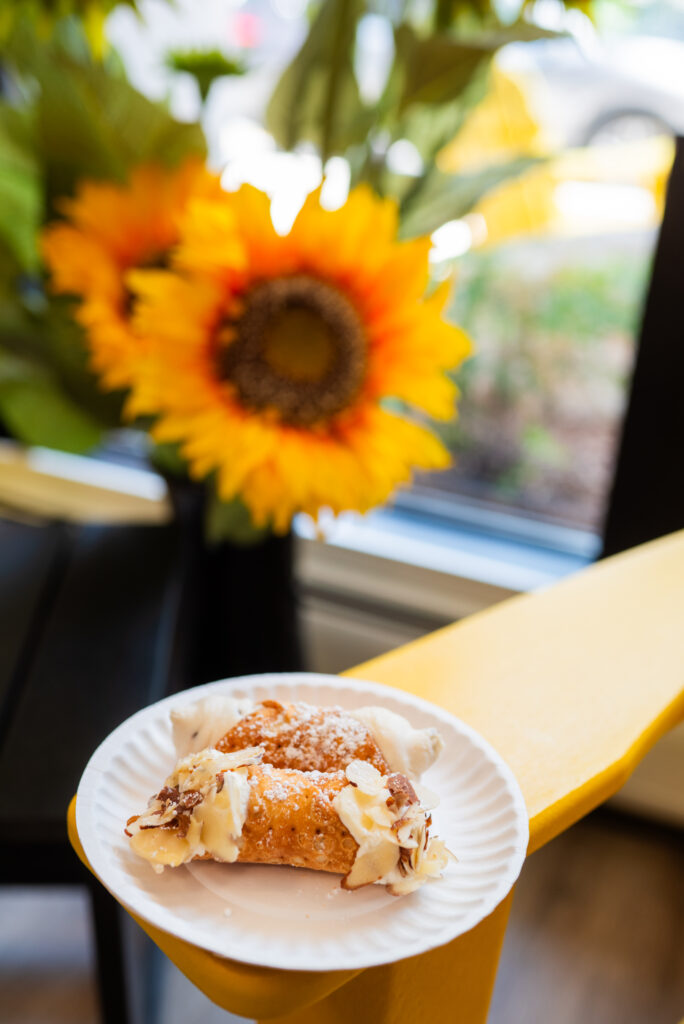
[171,697,443,779]
[126,746,450,895]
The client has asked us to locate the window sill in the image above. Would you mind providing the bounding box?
[0,440,596,621]
[295,504,597,627]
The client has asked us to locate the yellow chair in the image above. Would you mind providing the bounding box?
[68,529,684,1023]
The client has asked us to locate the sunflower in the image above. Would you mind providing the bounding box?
[126,184,472,532]
[40,159,230,390]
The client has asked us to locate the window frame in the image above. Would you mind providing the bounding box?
[601,136,684,558]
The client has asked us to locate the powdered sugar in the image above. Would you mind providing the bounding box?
[219,701,389,774]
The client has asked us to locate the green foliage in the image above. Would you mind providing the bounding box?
[30,298,126,425]
[0,349,103,452]
[392,20,556,162]
[532,264,644,341]
[394,24,495,112]
[39,55,205,202]
[448,249,647,408]
[150,441,189,479]
[0,104,42,270]
[433,245,650,526]
[5,24,206,205]
[0,0,141,19]
[0,1,146,57]
[385,50,493,196]
[166,48,247,101]
[0,376,103,452]
[0,17,206,456]
[267,0,564,215]
[266,0,371,161]
[0,279,124,443]
[400,157,540,237]
[204,488,270,547]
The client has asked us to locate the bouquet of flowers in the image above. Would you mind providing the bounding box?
[41,160,469,534]
[0,0,569,539]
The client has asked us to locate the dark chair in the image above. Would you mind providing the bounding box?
[0,487,302,1024]
[0,518,189,1024]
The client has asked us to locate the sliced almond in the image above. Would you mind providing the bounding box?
[412,782,440,810]
[366,803,396,829]
[342,835,399,890]
[345,760,385,795]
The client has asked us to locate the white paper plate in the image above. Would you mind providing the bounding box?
[76,673,528,972]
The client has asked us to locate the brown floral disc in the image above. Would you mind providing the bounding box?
[217,275,367,426]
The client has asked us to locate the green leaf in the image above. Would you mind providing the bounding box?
[6,25,206,202]
[397,72,489,176]
[0,103,42,270]
[395,25,491,112]
[37,298,126,426]
[0,348,40,386]
[204,490,270,547]
[0,2,147,52]
[0,373,103,452]
[395,22,561,112]
[150,441,188,478]
[382,41,493,194]
[0,291,124,431]
[400,156,542,237]
[266,0,370,159]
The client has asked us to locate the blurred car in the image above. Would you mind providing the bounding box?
[500,33,684,149]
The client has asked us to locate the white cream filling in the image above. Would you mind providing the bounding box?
[334,761,451,895]
[128,747,262,872]
[171,696,254,756]
[350,706,444,779]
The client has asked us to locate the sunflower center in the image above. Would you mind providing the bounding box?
[217,276,366,426]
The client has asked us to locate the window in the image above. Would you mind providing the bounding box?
[410,5,680,538]
[415,230,654,535]
[108,0,679,557]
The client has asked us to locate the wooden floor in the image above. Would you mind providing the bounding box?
[491,810,684,1024]
[2,810,683,1024]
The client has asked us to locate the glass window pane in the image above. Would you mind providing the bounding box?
[411,4,679,533]
[417,229,654,532]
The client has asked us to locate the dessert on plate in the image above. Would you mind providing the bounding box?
[126,746,451,895]
[171,695,444,778]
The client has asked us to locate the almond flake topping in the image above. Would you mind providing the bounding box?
[334,759,450,895]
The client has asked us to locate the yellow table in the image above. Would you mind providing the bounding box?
[68,529,684,1022]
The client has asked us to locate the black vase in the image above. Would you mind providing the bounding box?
[169,481,304,688]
